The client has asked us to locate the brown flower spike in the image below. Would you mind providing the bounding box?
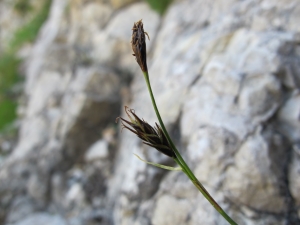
[116,107,175,158]
[131,20,150,72]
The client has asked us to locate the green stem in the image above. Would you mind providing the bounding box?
[143,71,238,225]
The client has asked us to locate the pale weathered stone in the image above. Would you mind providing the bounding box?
[85,140,108,161]
[12,117,49,158]
[181,30,288,141]
[11,213,66,225]
[1,0,300,224]
[92,2,160,72]
[152,194,191,225]
[25,0,68,94]
[151,172,229,225]
[277,94,300,141]
[65,183,86,208]
[26,71,65,117]
[5,196,39,224]
[187,126,239,188]
[224,130,286,213]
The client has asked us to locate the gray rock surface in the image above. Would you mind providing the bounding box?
[0,0,300,224]
[8,213,66,225]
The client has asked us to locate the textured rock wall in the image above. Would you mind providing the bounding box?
[0,0,300,224]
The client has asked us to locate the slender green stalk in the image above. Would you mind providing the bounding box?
[143,71,238,225]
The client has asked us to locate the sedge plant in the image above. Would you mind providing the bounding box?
[116,20,238,225]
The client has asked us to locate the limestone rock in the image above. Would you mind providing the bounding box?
[181,30,288,141]
[187,127,239,188]
[10,213,66,225]
[1,0,300,224]
[92,2,160,72]
[152,195,191,225]
[85,140,109,161]
[223,130,287,213]
[277,94,300,141]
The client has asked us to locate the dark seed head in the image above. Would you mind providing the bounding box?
[131,20,150,72]
[116,106,175,158]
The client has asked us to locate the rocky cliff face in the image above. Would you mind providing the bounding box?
[0,0,300,224]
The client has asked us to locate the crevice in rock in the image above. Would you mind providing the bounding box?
[277,42,300,91]
[233,72,247,104]
[83,170,107,203]
[188,73,202,88]
[281,142,300,225]
[262,122,300,224]
[225,196,287,222]
[169,111,182,151]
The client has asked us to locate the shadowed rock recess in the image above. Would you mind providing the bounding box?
[0,0,300,224]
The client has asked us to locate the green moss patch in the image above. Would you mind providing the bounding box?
[144,0,173,15]
[0,0,51,131]
[14,0,33,15]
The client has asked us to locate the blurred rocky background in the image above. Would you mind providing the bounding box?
[0,0,300,224]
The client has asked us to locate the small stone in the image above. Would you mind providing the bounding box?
[66,183,86,208]
[85,140,108,162]
[152,195,190,225]
[13,213,66,225]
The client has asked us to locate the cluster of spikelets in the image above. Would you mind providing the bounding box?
[117,20,176,159]
[116,107,175,158]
